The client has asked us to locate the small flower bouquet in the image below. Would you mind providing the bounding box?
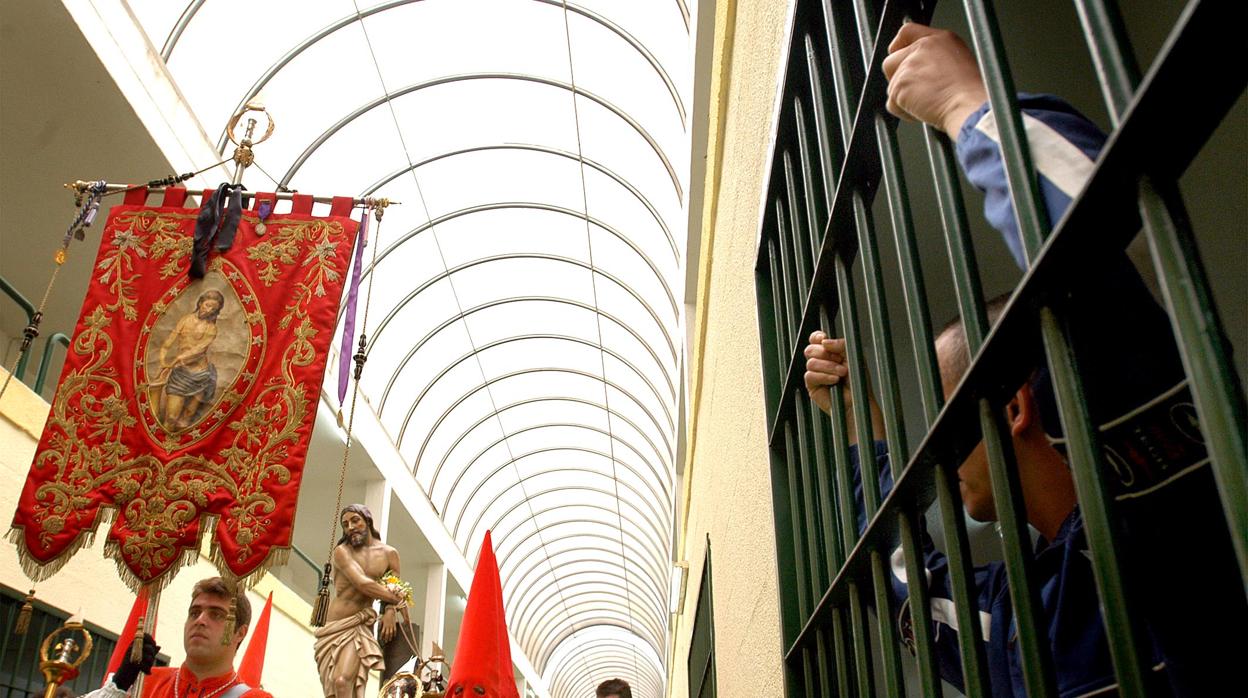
[380,569,414,609]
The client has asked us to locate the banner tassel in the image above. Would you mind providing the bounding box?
[13,588,35,635]
[311,563,332,627]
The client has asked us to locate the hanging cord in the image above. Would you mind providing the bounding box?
[312,201,387,626]
[0,181,107,402]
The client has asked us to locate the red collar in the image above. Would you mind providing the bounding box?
[145,666,242,697]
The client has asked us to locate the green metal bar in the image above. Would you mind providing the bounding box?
[899,508,941,696]
[925,127,990,348]
[869,550,906,696]
[763,242,783,389]
[1041,303,1157,693]
[34,332,71,395]
[0,274,37,380]
[811,404,847,572]
[759,247,786,423]
[768,436,803,654]
[775,201,802,353]
[847,189,910,463]
[802,645,818,697]
[831,607,854,695]
[795,399,834,691]
[933,464,991,696]
[1071,0,1139,124]
[796,400,829,593]
[922,123,999,698]
[836,9,952,693]
[785,422,813,622]
[1074,0,1248,585]
[1138,177,1248,581]
[803,32,845,211]
[832,261,881,513]
[967,0,1161,690]
[979,396,1058,697]
[823,305,863,558]
[847,581,875,697]
[875,116,942,420]
[961,0,1051,263]
[813,631,833,696]
[784,151,815,285]
[794,96,828,258]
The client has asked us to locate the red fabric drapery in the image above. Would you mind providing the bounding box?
[9,188,357,590]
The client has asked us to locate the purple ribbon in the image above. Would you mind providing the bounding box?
[338,209,370,402]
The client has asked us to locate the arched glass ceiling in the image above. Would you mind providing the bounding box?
[127,0,693,693]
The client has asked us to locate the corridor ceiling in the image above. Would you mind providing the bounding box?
[126,0,693,694]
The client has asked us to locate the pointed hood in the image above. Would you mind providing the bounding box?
[238,591,273,686]
[447,531,520,698]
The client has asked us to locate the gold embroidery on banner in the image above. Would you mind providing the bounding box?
[31,213,346,585]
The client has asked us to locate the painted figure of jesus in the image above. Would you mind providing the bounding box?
[155,289,224,430]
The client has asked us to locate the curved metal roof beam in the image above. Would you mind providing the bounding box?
[545,637,664,686]
[435,421,671,514]
[536,619,656,673]
[279,74,682,201]
[485,491,670,576]
[454,469,670,562]
[447,457,669,545]
[545,640,664,694]
[519,591,664,663]
[512,572,667,639]
[417,370,674,482]
[509,560,667,631]
[499,530,667,604]
[445,456,671,548]
[159,0,205,61]
[396,333,674,448]
[461,477,672,563]
[494,521,668,593]
[205,0,687,153]
[511,576,663,658]
[492,516,668,593]
[375,296,676,418]
[359,143,677,263]
[494,526,673,631]
[424,391,671,493]
[371,253,676,412]
[523,599,665,661]
[359,201,679,321]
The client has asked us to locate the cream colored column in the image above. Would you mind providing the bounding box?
[364,478,393,541]
[423,563,447,656]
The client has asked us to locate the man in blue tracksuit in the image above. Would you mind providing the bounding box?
[804,22,1245,697]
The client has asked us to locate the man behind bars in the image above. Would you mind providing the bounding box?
[804,21,1245,697]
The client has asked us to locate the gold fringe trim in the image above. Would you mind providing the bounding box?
[8,509,298,595]
[208,544,291,592]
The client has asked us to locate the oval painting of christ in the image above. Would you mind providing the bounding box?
[139,268,255,441]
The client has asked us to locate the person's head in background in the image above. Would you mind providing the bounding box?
[596,678,632,698]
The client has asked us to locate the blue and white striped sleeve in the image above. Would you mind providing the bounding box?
[955,93,1107,269]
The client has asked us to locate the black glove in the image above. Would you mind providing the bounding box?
[113,633,159,690]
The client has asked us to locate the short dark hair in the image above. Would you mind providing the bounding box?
[936,292,1013,387]
[190,577,251,629]
[596,678,631,698]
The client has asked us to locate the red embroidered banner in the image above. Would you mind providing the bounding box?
[9,190,357,590]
